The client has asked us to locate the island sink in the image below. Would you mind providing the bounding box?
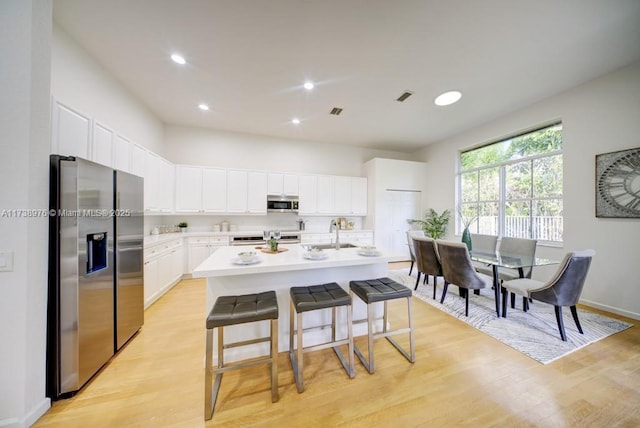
[307,243,359,250]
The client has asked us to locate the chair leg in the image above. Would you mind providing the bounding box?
[523,297,529,312]
[414,272,421,290]
[440,281,449,304]
[270,319,279,402]
[554,305,567,341]
[464,290,469,316]
[570,305,583,334]
[409,261,414,276]
[432,277,438,300]
[423,275,427,284]
[501,287,508,318]
[511,292,516,309]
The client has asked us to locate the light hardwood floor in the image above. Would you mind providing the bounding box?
[35,264,640,427]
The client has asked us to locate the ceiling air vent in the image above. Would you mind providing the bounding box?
[396,91,414,102]
[329,107,343,116]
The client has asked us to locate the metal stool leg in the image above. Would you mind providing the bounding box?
[270,318,278,402]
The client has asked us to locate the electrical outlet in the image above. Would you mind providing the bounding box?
[0,251,13,272]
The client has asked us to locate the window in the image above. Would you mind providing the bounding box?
[458,123,563,244]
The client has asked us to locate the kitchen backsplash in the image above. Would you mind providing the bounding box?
[145,214,364,235]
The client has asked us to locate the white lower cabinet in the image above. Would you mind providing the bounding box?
[144,238,184,308]
[187,236,229,273]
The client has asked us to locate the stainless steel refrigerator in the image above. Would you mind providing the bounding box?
[47,155,144,399]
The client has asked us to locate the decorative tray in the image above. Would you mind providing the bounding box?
[302,251,328,260]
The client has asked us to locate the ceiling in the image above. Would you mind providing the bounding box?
[53,0,640,153]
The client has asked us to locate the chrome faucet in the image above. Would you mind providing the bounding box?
[329,219,340,250]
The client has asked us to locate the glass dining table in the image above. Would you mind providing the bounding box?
[469,250,559,317]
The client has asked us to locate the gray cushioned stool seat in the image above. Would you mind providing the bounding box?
[205,290,279,420]
[350,277,412,303]
[289,282,354,393]
[290,283,351,313]
[348,277,415,374]
[207,291,278,328]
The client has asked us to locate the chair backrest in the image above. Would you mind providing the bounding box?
[413,236,441,276]
[470,234,498,254]
[530,250,595,306]
[498,237,537,278]
[406,230,425,261]
[436,240,489,291]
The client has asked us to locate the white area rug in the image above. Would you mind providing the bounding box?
[388,270,633,364]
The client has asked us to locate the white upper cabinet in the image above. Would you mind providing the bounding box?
[227,169,267,214]
[144,152,174,213]
[91,121,114,167]
[227,169,248,213]
[51,99,90,159]
[267,173,299,196]
[202,168,227,212]
[351,176,368,215]
[114,135,131,173]
[175,165,227,212]
[298,175,317,214]
[247,171,267,214]
[298,174,367,216]
[334,176,352,214]
[130,144,146,178]
[159,158,175,212]
[316,175,335,214]
[175,166,202,212]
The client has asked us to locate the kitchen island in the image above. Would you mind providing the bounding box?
[193,243,403,362]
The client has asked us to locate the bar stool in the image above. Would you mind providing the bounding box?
[205,291,279,420]
[349,277,415,373]
[289,283,355,393]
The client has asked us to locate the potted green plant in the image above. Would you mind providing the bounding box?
[177,221,188,233]
[408,209,450,239]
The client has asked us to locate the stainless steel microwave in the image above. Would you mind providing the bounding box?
[267,195,299,213]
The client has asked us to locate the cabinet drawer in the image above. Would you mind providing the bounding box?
[210,236,229,245]
[188,236,210,245]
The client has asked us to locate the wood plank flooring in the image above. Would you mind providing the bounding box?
[35,264,640,427]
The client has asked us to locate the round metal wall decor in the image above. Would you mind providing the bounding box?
[595,147,640,218]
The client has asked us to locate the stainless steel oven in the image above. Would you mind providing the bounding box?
[267,195,299,213]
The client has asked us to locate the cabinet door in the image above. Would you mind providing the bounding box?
[283,174,299,195]
[130,144,146,178]
[227,169,248,212]
[203,167,227,212]
[160,158,175,212]
[175,166,203,212]
[51,100,90,158]
[143,258,159,304]
[267,173,284,195]
[188,244,211,273]
[317,175,335,214]
[351,177,368,215]
[92,121,114,167]
[114,135,131,172]
[247,171,267,213]
[334,176,352,214]
[298,175,317,214]
[144,152,161,211]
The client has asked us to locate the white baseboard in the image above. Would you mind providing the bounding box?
[580,298,640,321]
[0,397,50,428]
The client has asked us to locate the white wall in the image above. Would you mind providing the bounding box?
[164,125,410,175]
[414,61,640,319]
[51,24,165,155]
[0,1,52,426]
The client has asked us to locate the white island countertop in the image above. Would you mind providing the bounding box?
[192,243,403,278]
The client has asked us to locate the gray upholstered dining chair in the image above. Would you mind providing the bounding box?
[436,240,493,316]
[477,237,538,280]
[406,230,425,276]
[501,250,595,341]
[412,236,442,299]
[469,233,498,271]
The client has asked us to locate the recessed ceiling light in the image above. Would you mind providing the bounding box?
[171,53,186,65]
[434,90,462,106]
[198,103,210,111]
[291,118,301,125]
[303,82,314,90]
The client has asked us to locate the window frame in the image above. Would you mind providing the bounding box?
[456,123,563,245]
